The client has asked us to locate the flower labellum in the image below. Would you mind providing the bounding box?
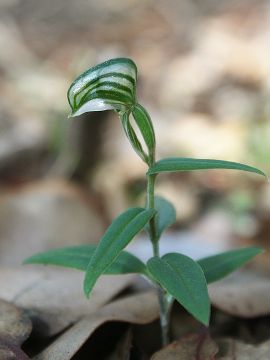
[68,58,137,117]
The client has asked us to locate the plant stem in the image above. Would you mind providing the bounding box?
[146,173,170,347]
[146,173,157,243]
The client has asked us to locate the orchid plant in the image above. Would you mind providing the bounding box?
[25,58,265,346]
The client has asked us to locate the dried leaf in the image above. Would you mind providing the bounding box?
[217,338,270,359]
[0,267,134,336]
[151,333,218,360]
[209,269,270,317]
[33,291,159,360]
[0,180,105,266]
[0,299,32,359]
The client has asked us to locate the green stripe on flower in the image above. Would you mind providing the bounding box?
[68,58,137,116]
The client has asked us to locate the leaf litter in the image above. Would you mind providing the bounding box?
[0,299,32,360]
[209,268,270,318]
[217,338,270,360]
[151,332,218,360]
[0,267,134,337]
[33,291,159,359]
[151,334,270,360]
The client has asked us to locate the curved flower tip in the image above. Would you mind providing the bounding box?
[67,58,137,117]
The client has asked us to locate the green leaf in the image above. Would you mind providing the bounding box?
[147,253,210,325]
[198,246,264,284]
[148,157,266,177]
[84,207,155,296]
[131,104,156,161]
[155,196,176,239]
[68,58,137,116]
[145,196,176,239]
[24,245,147,275]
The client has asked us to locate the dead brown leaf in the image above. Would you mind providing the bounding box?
[151,333,218,360]
[33,291,159,360]
[209,269,270,318]
[0,267,134,337]
[217,338,270,359]
[0,180,105,266]
[0,299,32,359]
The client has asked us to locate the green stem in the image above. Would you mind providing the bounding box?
[121,104,170,346]
[146,173,157,243]
[146,173,170,347]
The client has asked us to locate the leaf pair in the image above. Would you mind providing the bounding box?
[147,246,263,325]
[24,187,263,327]
[25,239,263,326]
[24,194,262,325]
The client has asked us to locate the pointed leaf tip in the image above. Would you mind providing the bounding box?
[147,253,210,325]
[24,245,147,276]
[198,246,264,284]
[148,157,267,178]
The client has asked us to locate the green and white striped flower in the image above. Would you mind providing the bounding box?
[67,57,156,165]
[68,58,137,117]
